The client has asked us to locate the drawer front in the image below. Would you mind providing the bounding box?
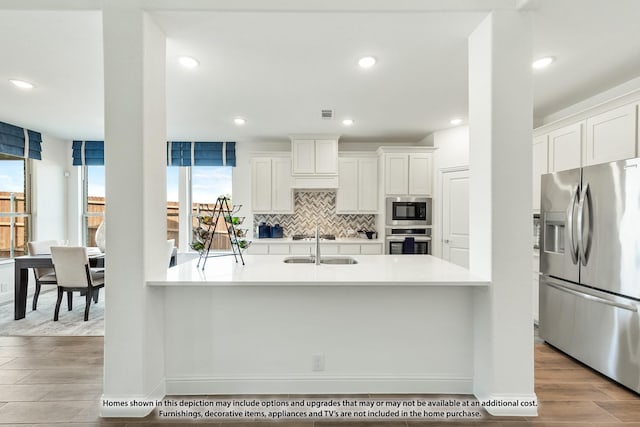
[322,244,339,255]
[290,244,313,255]
[360,244,382,255]
[247,244,269,255]
[339,245,361,255]
[269,245,291,255]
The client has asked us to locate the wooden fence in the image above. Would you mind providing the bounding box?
[1,193,230,257]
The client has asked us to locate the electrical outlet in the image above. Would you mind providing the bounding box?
[311,353,325,372]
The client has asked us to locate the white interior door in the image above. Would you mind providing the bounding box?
[442,168,470,268]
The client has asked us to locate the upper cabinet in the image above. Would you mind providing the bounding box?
[380,149,434,196]
[251,156,293,213]
[585,104,637,166]
[532,135,549,211]
[290,135,339,188]
[548,122,583,173]
[336,156,378,214]
[536,101,639,176]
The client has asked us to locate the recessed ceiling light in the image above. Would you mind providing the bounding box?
[9,79,35,90]
[179,56,199,69]
[342,119,354,126]
[358,56,377,69]
[532,56,554,69]
[450,118,463,126]
[234,117,247,125]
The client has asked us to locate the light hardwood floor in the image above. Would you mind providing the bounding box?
[0,336,638,426]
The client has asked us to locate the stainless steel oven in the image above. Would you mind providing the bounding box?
[385,228,431,255]
[386,197,432,226]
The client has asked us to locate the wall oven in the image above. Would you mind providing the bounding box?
[385,228,431,255]
[386,197,432,226]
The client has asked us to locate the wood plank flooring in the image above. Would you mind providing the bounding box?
[0,336,638,426]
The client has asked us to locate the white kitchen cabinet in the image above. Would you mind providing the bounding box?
[245,244,269,255]
[360,244,382,255]
[585,103,637,166]
[315,139,339,174]
[291,138,338,175]
[532,135,549,211]
[339,245,360,255]
[408,153,432,196]
[271,245,293,255]
[336,156,378,214]
[548,122,583,172]
[336,158,358,212]
[384,154,409,195]
[384,153,433,196]
[251,157,293,213]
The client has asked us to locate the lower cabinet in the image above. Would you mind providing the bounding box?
[246,243,383,255]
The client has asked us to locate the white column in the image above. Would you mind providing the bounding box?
[468,11,536,415]
[101,0,167,417]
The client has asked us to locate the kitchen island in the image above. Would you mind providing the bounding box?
[148,255,489,397]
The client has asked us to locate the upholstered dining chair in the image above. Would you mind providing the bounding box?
[50,246,105,321]
[27,240,69,311]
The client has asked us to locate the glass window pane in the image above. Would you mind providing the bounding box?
[85,166,105,246]
[0,155,29,258]
[191,167,233,251]
[167,167,179,243]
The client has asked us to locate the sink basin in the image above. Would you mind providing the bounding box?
[283,256,316,264]
[320,257,358,265]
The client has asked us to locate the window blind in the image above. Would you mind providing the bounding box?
[72,140,104,166]
[0,121,42,160]
[167,141,236,167]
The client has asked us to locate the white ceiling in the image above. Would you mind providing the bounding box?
[0,1,639,143]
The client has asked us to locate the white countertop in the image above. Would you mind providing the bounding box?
[251,237,382,244]
[149,254,489,287]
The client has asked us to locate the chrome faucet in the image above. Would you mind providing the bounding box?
[315,224,321,265]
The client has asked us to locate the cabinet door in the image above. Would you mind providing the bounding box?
[532,135,549,211]
[271,157,293,213]
[315,139,338,174]
[585,104,637,166]
[251,158,272,212]
[358,158,378,212]
[385,154,409,195]
[360,244,382,255]
[408,153,432,196]
[292,139,316,174]
[548,122,582,172]
[336,158,358,213]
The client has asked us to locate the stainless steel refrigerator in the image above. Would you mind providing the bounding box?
[539,157,640,393]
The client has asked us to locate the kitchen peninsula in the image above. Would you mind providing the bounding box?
[148,255,488,398]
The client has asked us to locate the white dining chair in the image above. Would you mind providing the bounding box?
[167,239,175,267]
[27,240,69,311]
[50,246,105,321]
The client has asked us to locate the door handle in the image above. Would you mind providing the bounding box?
[577,183,592,266]
[543,276,638,313]
[443,239,450,244]
[567,185,580,265]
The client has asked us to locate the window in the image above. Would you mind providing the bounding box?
[0,154,31,258]
[190,166,232,251]
[166,167,180,243]
[82,165,105,247]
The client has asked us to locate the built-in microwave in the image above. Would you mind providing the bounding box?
[385,197,432,226]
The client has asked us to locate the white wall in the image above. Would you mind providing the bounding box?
[32,134,69,241]
[431,126,469,257]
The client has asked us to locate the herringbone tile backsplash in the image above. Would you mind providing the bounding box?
[253,191,376,237]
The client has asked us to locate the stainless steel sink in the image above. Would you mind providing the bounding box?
[320,257,358,265]
[283,256,316,264]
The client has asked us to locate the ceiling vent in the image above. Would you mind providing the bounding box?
[321,109,334,120]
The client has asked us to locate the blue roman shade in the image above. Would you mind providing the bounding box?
[167,141,236,167]
[72,140,104,166]
[0,121,42,160]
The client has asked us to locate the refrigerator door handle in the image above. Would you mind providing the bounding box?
[567,185,580,264]
[577,183,593,266]
[543,276,638,313]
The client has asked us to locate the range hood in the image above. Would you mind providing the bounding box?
[291,176,339,189]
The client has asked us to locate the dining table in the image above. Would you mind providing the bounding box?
[13,251,105,320]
